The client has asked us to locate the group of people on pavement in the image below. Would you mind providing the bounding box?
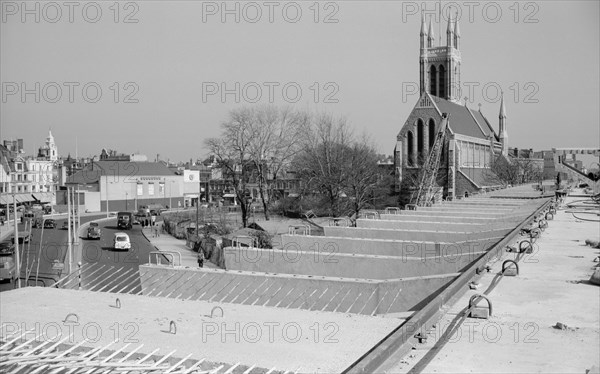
[141,215,161,237]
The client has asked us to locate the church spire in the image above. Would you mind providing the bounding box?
[499,93,508,155]
[446,11,454,48]
[427,17,435,47]
[420,13,427,50]
[499,93,507,119]
[454,13,461,49]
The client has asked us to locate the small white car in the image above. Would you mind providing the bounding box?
[113,233,131,251]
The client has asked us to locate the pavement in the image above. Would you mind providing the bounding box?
[386,190,600,373]
[140,220,217,269]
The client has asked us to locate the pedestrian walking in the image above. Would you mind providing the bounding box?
[197,249,204,268]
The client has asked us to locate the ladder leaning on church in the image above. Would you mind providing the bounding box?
[412,113,450,207]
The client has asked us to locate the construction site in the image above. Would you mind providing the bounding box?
[2,180,599,373]
[2,109,600,372]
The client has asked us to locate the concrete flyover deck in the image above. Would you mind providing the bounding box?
[0,287,399,373]
[377,194,599,373]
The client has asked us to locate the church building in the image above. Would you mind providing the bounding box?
[394,14,508,200]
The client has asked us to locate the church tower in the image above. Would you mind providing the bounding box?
[46,130,58,161]
[419,12,462,102]
[499,93,508,155]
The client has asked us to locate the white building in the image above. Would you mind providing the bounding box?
[66,160,184,212]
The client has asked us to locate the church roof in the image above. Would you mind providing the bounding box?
[433,97,498,141]
[458,168,503,189]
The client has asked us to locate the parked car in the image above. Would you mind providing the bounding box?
[0,255,16,282]
[113,233,131,251]
[0,241,15,255]
[61,220,74,230]
[44,219,57,229]
[87,222,101,240]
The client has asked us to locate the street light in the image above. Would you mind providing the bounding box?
[105,176,109,219]
[11,182,21,288]
[169,180,175,210]
[125,192,128,211]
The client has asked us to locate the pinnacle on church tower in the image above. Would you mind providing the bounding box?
[446,12,454,48]
[420,13,427,50]
[454,13,461,49]
[499,93,508,155]
[427,17,435,48]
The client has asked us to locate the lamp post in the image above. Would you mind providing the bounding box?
[67,186,72,274]
[11,183,21,288]
[125,192,128,211]
[196,174,200,235]
[36,216,48,285]
[105,176,109,219]
[169,180,175,211]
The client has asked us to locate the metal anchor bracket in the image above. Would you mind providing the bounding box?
[519,240,533,254]
[210,306,224,318]
[502,260,519,276]
[468,294,492,319]
[63,313,79,324]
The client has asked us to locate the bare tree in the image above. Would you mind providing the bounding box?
[346,135,391,217]
[294,113,354,217]
[485,155,543,186]
[204,108,255,227]
[246,106,309,220]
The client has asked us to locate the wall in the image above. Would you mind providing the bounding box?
[84,191,100,212]
[323,226,512,242]
[378,213,496,224]
[139,265,460,314]
[100,175,184,208]
[356,219,487,232]
[455,170,480,197]
[223,246,486,279]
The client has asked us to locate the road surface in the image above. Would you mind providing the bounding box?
[0,215,155,293]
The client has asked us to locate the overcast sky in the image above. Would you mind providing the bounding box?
[1,0,598,163]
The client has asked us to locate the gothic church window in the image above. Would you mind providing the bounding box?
[407,132,414,166]
[439,65,446,97]
[428,119,436,148]
[417,119,424,159]
[429,66,437,96]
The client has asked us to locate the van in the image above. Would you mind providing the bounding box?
[117,212,133,230]
[113,233,131,251]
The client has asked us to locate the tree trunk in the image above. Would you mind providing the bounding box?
[257,172,270,221]
[238,194,248,228]
[259,186,270,221]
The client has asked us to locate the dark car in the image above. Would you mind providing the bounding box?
[61,220,74,230]
[87,222,101,240]
[0,241,15,255]
[44,219,57,229]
